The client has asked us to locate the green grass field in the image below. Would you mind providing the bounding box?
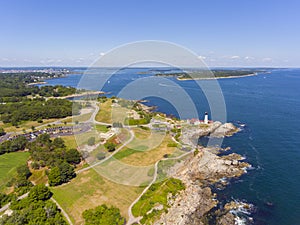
[95,124,109,132]
[0,152,30,190]
[51,169,144,225]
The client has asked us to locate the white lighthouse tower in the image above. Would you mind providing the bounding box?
[204,112,209,124]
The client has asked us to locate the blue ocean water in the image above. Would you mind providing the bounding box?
[40,68,300,225]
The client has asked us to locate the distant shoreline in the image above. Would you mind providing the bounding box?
[50,91,105,99]
[27,81,47,85]
[177,72,258,80]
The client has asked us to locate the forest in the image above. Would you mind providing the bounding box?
[0,72,81,125]
[0,72,76,101]
[0,98,81,125]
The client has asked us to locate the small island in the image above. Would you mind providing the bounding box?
[155,69,267,80]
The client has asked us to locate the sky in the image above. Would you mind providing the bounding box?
[0,0,299,67]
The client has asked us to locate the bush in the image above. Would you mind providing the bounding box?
[104,142,117,152]
[167,142,177,147]
[96,152,106,160]
[87,137,95,146]
[31,161,40,170]
[83,204,125,225]
[0,127,5,136]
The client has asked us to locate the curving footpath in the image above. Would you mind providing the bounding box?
[126,150,194,225]
[51,197,73,225]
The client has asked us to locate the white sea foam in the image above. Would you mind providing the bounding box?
[229,199,254,225]
[234,216,247,225]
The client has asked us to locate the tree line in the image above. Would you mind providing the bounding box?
[0,98,81,126]
[0,72,76,101]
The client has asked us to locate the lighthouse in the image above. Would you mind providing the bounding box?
[204,112,209,124]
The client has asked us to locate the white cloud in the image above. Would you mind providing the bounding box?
[262,57,272,62]
[231,55,240,59]
[46,59,55,63]
[244,56,254,60]
[198,55,206,60]
[100,52,106,56]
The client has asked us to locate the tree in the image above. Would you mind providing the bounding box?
[48,162,76,186]
[0,127,5,136]
[48,167,62,186]
[104,142,116,152]
[65,148,81,165]
[59,162,75,183]
[28,184,52,201]
[83,204,125,225]
[87,137,95,146]
[10,136,28,152]
[35,133,51,145]
[52,137,65,149]
[16,164,32,179]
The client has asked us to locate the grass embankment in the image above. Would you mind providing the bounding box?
[95,99,141,125]
[132,178,185,224]
[61,135,78,149]
[95,124,109,132]
[29,168,48,185]
[95,100,113,123]
[64,112,92,123]
[114,133,178,166]
[0,152,30,190]
[51,169,143,225]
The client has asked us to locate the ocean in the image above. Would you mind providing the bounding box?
[39,68,300,225]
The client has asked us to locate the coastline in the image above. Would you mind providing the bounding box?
[151,121,253,224]
[50,91,105,99]
[26,73,69,86]
[155,145,252,225]
[176,73,258,81]
[27,81,47,85]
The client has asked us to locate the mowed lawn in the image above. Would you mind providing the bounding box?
[95,100,112,123]
[117,134,178,166]
[0,152,30,189]
[51,169,143,225]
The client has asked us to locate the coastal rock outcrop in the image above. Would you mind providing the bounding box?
[154,148,250,225]
[181,121,240,147]
[210,122,240,138]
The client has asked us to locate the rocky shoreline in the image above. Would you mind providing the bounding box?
[154,123,252,225]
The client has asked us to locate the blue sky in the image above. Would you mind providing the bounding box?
[0,0,299,67]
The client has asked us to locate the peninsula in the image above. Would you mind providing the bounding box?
[155,69,267,80]
[0,72,252,225]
